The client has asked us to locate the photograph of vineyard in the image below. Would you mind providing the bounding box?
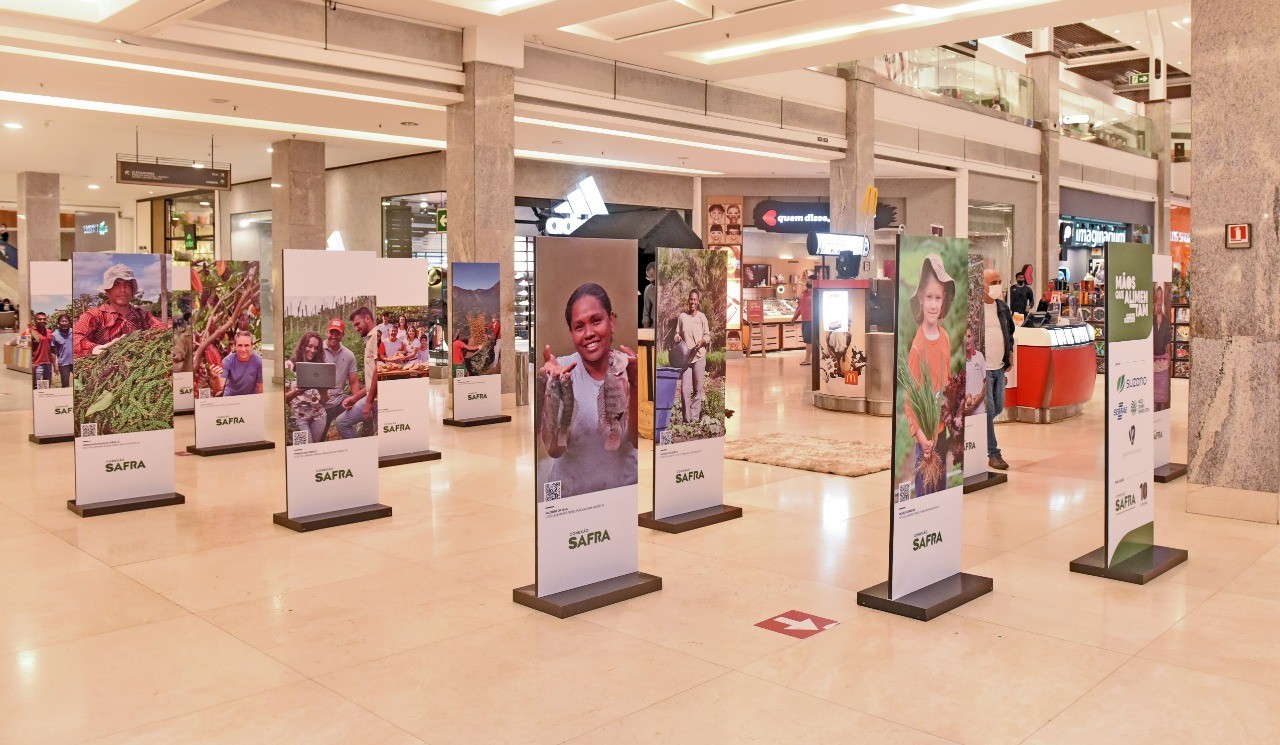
[282,294,372,443]
[376,305,432,380]
[71,253,172,437]
[655,247,727,443]
[450,262,500,377]
[191,261,262,394]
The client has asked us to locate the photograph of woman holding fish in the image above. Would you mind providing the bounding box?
[536,282,639,501]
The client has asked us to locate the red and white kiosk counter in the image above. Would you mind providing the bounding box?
[1002,324,1096,423]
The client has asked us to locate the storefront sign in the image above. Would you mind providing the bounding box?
[752,200,830,233]
[1226,223,1252,249]
[117,158,230,190]
[807,232,869,257]
[1060,216,1128,248]
[75,212,115,252]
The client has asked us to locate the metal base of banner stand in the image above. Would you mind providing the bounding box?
[513,572,662,619]
[1069,545,1188,585]
[175,409,194,417]
[1154,463,1188,483]
[186,441,276,457]
[29,433,74,445]
[379,450,442,468]
[67,493,186,518]
[639,504,743,533]
[443,415,512,428]
[272,503,392,533]
[857,572,993,622]
[963,471,1008,494]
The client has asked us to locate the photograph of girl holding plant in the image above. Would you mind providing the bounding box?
[894,243,969,499]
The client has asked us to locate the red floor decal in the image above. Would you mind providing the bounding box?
[755,611,839,639]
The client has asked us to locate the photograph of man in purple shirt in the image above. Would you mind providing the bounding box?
[212,331,263,396]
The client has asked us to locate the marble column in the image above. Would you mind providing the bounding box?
[830,64,875,237]
[1148,99,1172,257]
[1025,51,1061,288]
[16,172,60,329]
[446,60,516,400]
[270,138,326,378]
[1186,0,1280,521]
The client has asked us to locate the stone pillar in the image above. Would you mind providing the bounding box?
[1025,51,1061,289]
[446,57,517,400]
[1186,0,1280,521]
[270,138,326,378]
[16,172,60,329]
[1148,99,1172,257]
[830,64,876,238]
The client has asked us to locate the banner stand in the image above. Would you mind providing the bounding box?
[68,493,185,518]
[30,433,74,445]
[380,449,442,468]
[858,573,993,622]
[443,414,511,427]
[1069,545,1188,584]
[187,441,276,457]
[963,472,1008,493]
[175,410,194,417]
[273,504,392,532]
[1154,463,1188,483]
[513,572,662,619]
[639,504,741,534]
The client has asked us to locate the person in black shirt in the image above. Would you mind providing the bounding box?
[1008,271,1035,316]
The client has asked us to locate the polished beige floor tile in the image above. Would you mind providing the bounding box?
[201,564,530,676]
[0,568,187,654]
[1222,542,1280,603]
[1139,591,1280,689]
[1027,658,1280,744]
[568,671,945,744]
[87,680,423,744]
[641,505,824,559]
[320,614,726,745]
[0,615,302,743]
[333,502,531,565]
[118,534,410,612]
[51,502,283,566]
[0,531,106,579]
[743,611,1126,745]
[956,553,1213,654]
[0,504,44,540]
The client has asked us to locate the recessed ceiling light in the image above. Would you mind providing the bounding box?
[266,146,273,153]
[193,162,204,169]
[199,201,210,206]
[551,140,565,145]
[209,98,229,104]
[87,184,100,190]
[400,121,419,126]
[1114,29,1121,33]
[271,183,282,188]
[1182,17,1190,23]
[3,122,21,129]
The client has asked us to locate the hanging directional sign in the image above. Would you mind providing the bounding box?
[117,157,231,190]
[1127,72,1151,86]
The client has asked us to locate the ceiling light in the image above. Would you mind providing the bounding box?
[87,184,100,190]
[514,148,721,176]
[271,183,283,188]
[401,121,419,126]
[3,122,21,129]
[516,116,828,163]
[701,0,1054,62]
[193,162,204,169]
[199,201,210,206]
[239,219,252,228]
[1182,17,1190,23]
[267,147,273,153]
[1115,29,1121,33]
[551,140,565,145]
[0,44,446,112]
[0,91,448,150]
[210,98,229,104]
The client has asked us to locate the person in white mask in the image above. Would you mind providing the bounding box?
[983,269,1016,470]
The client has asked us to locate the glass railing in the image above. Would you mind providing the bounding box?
[867,47,1034,119]
[1059,89,1154,155]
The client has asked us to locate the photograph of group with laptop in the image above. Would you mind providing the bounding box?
[283,294,378,446]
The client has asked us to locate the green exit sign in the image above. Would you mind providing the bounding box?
[1128,72,1151,85]
[435,208,447,232]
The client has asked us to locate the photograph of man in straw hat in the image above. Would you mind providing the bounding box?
[72,259,166,359]
[894,243,969,500]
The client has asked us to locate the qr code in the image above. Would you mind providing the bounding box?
[198,388,213,400]
[35,379,49,390]
[81,423,99,438]
[543,480,563,502]
[896,483,912,503]
[291,430,310,446]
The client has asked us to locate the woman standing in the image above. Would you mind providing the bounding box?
[537,283,638,500]
[676,289,711,424]
[285,331,329,444]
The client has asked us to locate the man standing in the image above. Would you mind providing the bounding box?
[51,314,73,388]
[212,331,263,396]
[73,264,164,358]
[791,281,814,366]
[983,269,1016,470]
[1009,270,1035,316]
[335,306,377,438]
[29,312,54,388]
[677,289,711,423]
[640,262,656,329]
[321,318,361,439]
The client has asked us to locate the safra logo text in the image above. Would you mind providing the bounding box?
[467,392,487,400]
[675,468,705,484]
[568,528,611,549]
[215,416,245,426]
[382,423,411,433]
[105,459,145,472]
[315,468,354,483]
[912,531,943,550]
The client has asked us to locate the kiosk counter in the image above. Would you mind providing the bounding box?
[1003,324,1097,423]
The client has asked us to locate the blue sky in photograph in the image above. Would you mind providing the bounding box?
[452,262,500,291]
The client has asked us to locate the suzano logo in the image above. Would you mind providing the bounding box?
[467,392,488,400]
[568,528,611,549]
[314,468,354,483]
[105,459,145,472]
[912,531,943,550]
[1119,374,1147,390]
[54,406,71,415]
[382,423,411,433]
[675,468,705,484]
[215,416,245,426]
[1116,374,1125,393]
[546,176,607,235]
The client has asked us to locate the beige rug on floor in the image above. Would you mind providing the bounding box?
[724,433,891,478]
